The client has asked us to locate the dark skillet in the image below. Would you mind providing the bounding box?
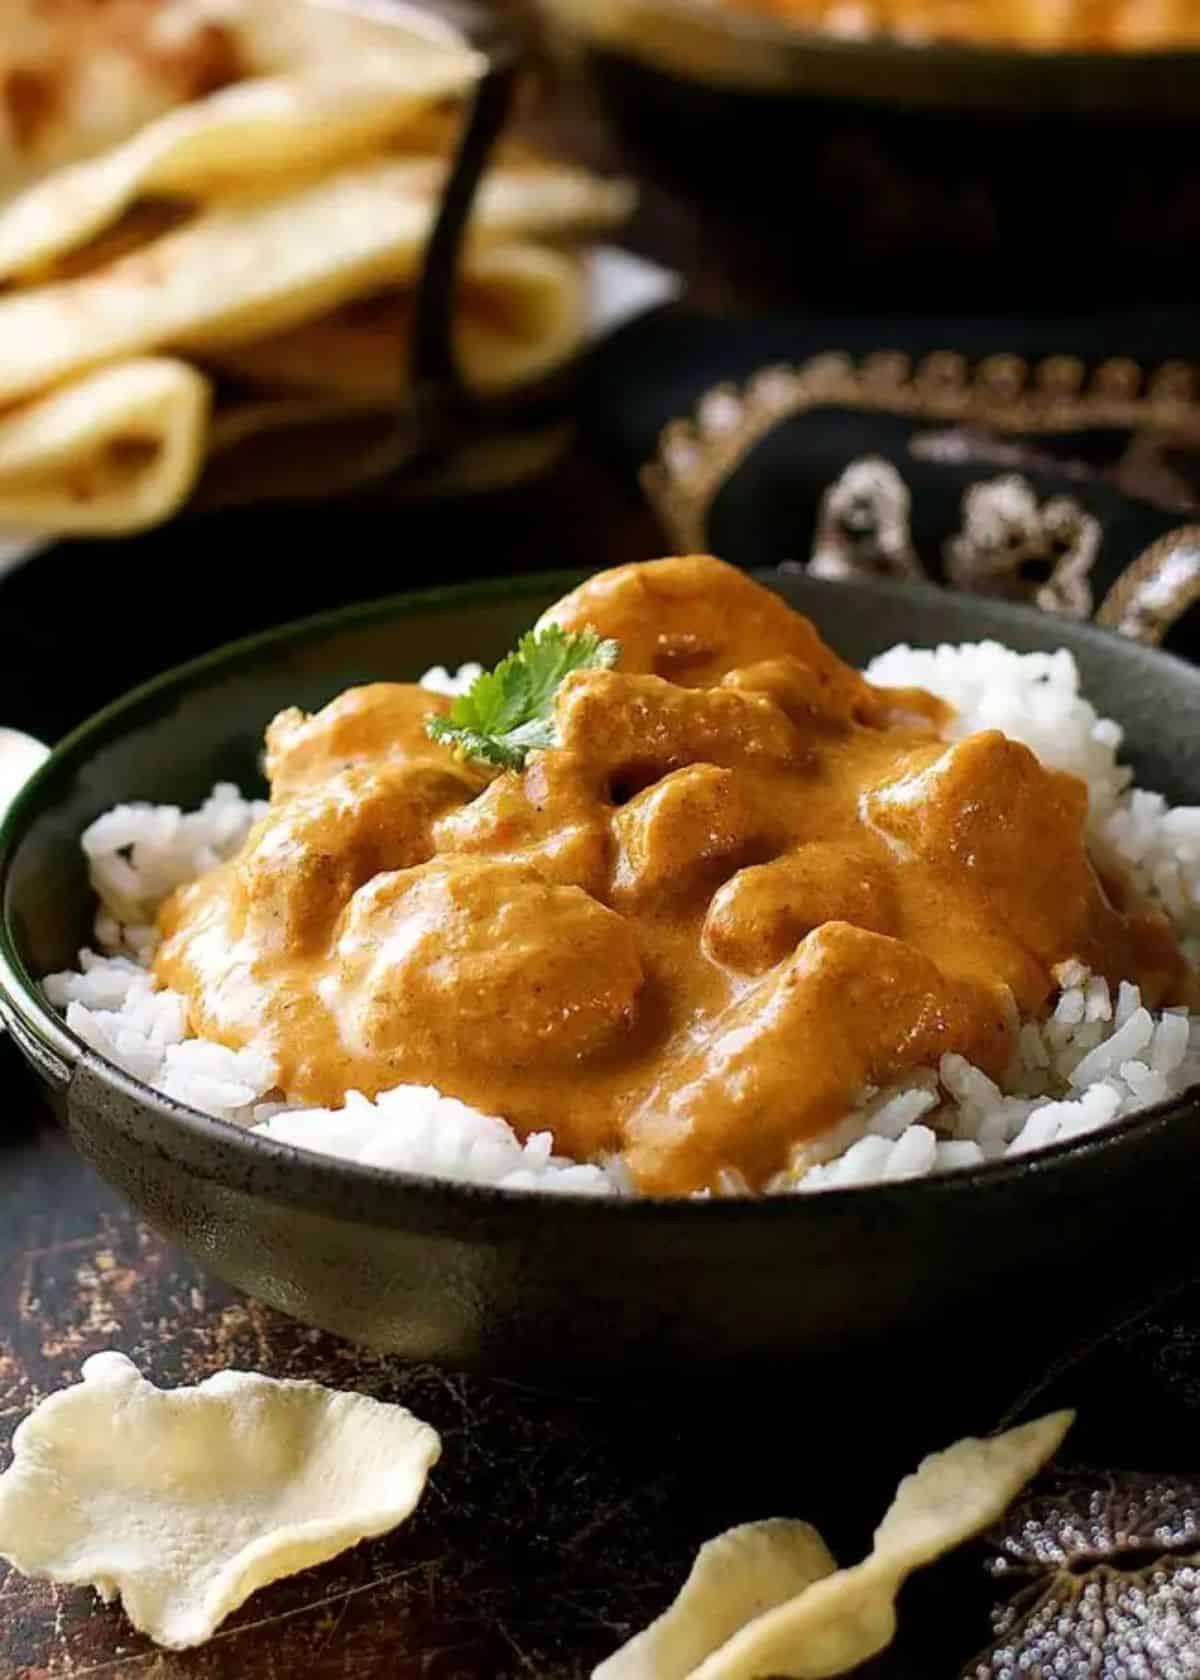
[2,570,1200,1408]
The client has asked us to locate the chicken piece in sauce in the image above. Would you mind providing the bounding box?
[155,555,1194,1195]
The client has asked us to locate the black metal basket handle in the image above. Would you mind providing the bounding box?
[408,10,518,403]
[273,6,519,500]
[410,13,593,442]
[361,7,520,486]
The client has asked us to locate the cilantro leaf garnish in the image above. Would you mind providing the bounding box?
[425,624,620,771]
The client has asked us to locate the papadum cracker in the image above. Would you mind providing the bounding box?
[0,1350,441,1649]
[870,1409,1075,1569]
[594,1519,837,1680]
[595,1410,1074,1680]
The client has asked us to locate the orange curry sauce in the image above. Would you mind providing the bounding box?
[155,557,1193,1194]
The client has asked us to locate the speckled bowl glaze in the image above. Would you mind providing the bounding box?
[3,571,1200,1402]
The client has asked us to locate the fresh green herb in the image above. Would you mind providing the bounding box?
[425,624,620,771]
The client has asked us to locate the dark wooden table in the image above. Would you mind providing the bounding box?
[2,30,1191,1680]
[0,1081,1019,1680]
[0,1107,729,1679]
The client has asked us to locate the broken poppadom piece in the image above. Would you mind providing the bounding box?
[0,1350,441,1648]
[595,1410,1074,1680]
[594,1518,837,1680]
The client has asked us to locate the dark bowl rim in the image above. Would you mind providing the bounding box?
[607,0,1200,69]
[2,565,1198,1223]
[553,0,1200,118]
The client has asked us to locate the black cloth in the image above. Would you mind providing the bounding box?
[580,303,1200,477]
[579,303,1200,658]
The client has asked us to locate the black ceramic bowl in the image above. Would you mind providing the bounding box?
[537,6,1200,310]
[3,570,1200,1405]
[540,0,1200,116]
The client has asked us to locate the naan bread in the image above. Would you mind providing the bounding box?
[0,157,632,405]
[0,52,482,282]
[0,0,244,200]
[0,1,633,534]
[0,356,208,532]
[208,241,590,400]
[228,0,473,72]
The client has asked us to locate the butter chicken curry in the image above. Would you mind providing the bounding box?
[155,557,1192,1194]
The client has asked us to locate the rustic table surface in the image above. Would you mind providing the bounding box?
[1,26,1189,1680]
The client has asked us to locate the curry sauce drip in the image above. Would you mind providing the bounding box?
[154,555,1193,1194]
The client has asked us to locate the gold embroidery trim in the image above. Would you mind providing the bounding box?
[644,351,1200,551]
[1096,525,1200,644]
[642,351,1200,645]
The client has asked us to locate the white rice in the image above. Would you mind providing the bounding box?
[41,646,1200,1197]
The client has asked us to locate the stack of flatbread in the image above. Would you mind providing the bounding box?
[0,0,632,534]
